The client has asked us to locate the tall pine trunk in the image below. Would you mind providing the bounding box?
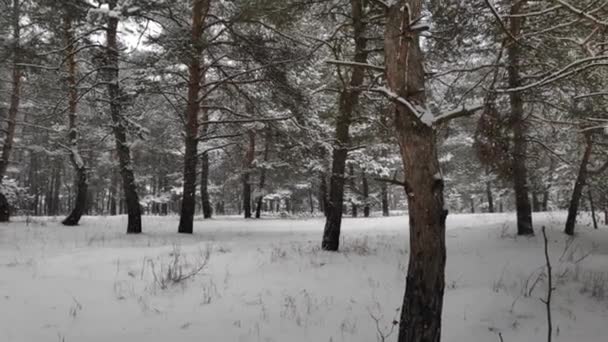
[62,14,88,226]
[178,0,210,233]
[362,172,369,217]
[380,181,389,217]
[243,130,255,218]
[508,0,534,235]
[200,151,212,218]
[0,0,22,222]
[105,0,141,234]
[385,2,446,341]
[565,134,593,235]
[255,127,271,218]
[322,0,367,250]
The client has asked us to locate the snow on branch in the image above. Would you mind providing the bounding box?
[496,55,608,93]
[554,0,608,26]
[432,105,484,126]
[372,87,482,127]
[325,59,385,72]
[574,92,608,100]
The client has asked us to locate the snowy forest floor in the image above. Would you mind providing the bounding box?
[1,212,607,342]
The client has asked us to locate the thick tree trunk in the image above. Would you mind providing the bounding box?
[322,0,367,251]
[105,0,141,234]
[179,0,210,233]
[62,14,88,226]
[0,0,22,222]
[243,130,255,218]
[362,172,370,217]
[380,181,389,217]
[508,0,534,236]
[385,2,446,342]
[565,134,593,235]
[255,127,271,218]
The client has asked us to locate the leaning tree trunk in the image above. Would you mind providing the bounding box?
[179,0,210,233]
[385,2,446,342]
[62,14,88,226]
[243,130,256,218]
[565,134,593,235]
[507,0,534,235]
[0,0,22,222]
[255,127,271,218]
[322,0,368,251]
[105,0,141,234]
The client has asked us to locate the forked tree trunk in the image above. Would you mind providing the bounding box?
[0,0,22,222]
[508,0,534,235]
[179,0,210,233]
[385,2,446,342]
[243,130,255,218]
[255,127,271,218]
[322,0,368,251]
[565,134,593,235]
[105,0,141,234]
[62,14,88,226]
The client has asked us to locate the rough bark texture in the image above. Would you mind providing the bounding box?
[385,2,446,342]
[179,0,210,233]
[105,0,141,234]
[565,134,593,235]
[0,0,22,222]
[62,14,88,226]
[243,130,255,218]
[507,0,534,236]
[322,0,367,251]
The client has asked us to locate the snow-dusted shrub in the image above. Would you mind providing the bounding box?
[147,244,210,290]
[0,178,33,214]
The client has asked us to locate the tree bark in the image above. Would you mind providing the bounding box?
[0,0,22,222]
[105,0,141,234]
[507,0,534,235]
[178,0,210,233]
[255,127,271,218]
[62,14,88,226]
[322,0,367,251]
[565,134,593,235]
[385,2,446,342]
[243,130,255,218]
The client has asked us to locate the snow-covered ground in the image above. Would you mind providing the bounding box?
[1,212,607,342]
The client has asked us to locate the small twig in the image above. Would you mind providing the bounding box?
[541,226,553,342]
